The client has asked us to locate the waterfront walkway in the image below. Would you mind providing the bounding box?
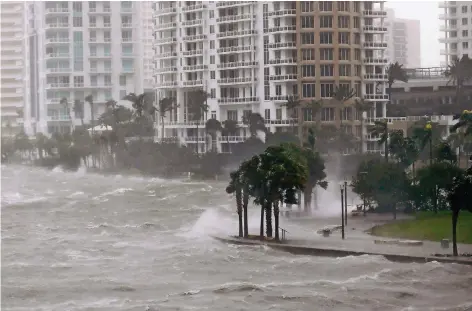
[214,213,472,266]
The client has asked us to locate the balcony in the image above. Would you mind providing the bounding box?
[182,64,208,71]
[217,61,258,69]
[46,37,69,44]
[363,58,388,65]
[45,7,69,14]
[121,6,133,13]
[268,42,296,49]
[182,34,207,42]
[439,24,457,31]
[155,67,177,74]
[217,29,257,38]
[46,83,70,89]
[218,136,246,142]
[269,58,297,65]
[266,9,296,17]
[155,37,177,44]
[267,25,297,33]
[45,67,72,74]
[217,77,255,84]
[121,37,133,43]
[363,42,387,49]
[45,53,70,59]
[439,13,457,20]
[153,7,176,17]
[181,20,202,27]
[156,22,177,30]
[182,49,203,56]
[364,94,388,101]
[363,26,387,33]
[183,80,203,87]
[155,52,177,59]
[216,1,256,7]
[121,23,133,28]
[218,97,259,105]
[89,53,112,59]
[217,14,254,23]
[182,3,206,12]
[269,74,297,81]
[157,81,178,87]
[364,74,388,80]
[217,45,254,54]
[45,23,69,29]
[362,10,387,17]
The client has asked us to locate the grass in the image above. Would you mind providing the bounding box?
[371,211,472,244]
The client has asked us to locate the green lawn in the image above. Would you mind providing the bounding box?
[371,211,472,244]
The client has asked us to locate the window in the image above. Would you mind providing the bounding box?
[320,48,333,60]
[302,65,315,77]
[319,1,332,11]
[301,32,315,44]
[105,90,112,100]
[210,25,214,33]
[338,16,350,28]
[104,16,111,27]
[210,10,214,18]
[302,49,315,60]
[320,64,333,76]
[302,83,315,98]
[104,45,111,56]
[338,32,350,44]
[462,5,467,13]
[103,2,110,11]
[275,67,281,75]
[120,75,126,86]
[89,1,96,10]
[89,16,96,26]
[211,110,216,119]
[301,16,314,28]
[463,30,468,37]
[339,48,350,60]
[264,109,270,120]
[90,75,97,86]
[121,59,133,72]
[90,46,97,56]
[104,75,112,86]
[210,88,216,98]
[264,86,269,99]
[462,18,468,25]
[321,107,335,121]
[121,30,132,42]
[320,83,334,98]
[104,60,111,71]
[210,71,215,79]
[320,16,333,28]
[274,18,280,27]
[276,108,282,120]
[337,1,349,11]
[120,90,127,100]
[339,65,351,76]
[74,76,84,87]
[210,40,215,49]
[122,45,132,55]
[275,85,282,96]
[104,31,111,42]
[354,49,361,61]
[73,2,82,12]
[89,30,96,42]
[353,17,360,28]
[463,42,469,49]
[210,55,215,64]
[341,107,352,121]
[320,32,332,44]
[301,1,314,12]
[73,17,82,27]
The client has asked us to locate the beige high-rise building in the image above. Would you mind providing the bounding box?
[1,1,28,136]
[385,8,421,68]
[153,1,389,154]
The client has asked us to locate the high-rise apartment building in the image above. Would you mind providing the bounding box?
[139,1,155,91]
[1,1,28,136]
[385,8,421,68]
[439,1,472,64]
[24,1,144,136]
[153,1,388,154]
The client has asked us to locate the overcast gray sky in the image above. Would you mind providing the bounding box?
[387,1,442,67]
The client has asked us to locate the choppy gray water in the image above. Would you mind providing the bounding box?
[2,165,472,311]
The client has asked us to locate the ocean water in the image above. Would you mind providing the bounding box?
[2,164,472,311]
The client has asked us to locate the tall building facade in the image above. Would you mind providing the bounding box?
[1,1,28,136]
[385,8,421,68]
[153,1,388,154]
[24,1,144,136]
[439,1,472,64]
[140,1,155,91]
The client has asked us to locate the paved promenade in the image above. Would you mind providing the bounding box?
[215,213,472,265]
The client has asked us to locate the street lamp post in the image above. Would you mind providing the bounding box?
[340,184,345,240]
[360,171,368,216]
[425,121,436,212]
[344,180,348,225]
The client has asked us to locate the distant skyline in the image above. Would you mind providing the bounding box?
[386,1,442,68]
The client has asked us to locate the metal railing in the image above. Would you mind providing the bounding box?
[279,227,288,241]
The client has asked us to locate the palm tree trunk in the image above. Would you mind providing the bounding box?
[303,185,313,213]
[274,201,280,241]
[243,189,249,238]
[236,189,243,237]
[452,209,459,256]
[360,117,364,154]
[196,124,199,155]
[161,116,165,141]
[265,201,273,238]
[260,205,264,239]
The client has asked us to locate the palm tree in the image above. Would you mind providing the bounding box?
[158,97,178,141]
[205,118,222,152]
[123,92,155,118]
[73,100,84,126]
[226,171,243,237]
[368,119,389,162]
[242,112,266,138]
[306,99,323,126]
[444,56,472,105]
[85,94,95,132]
[283,95,300,140]
[34,132,48,159]
[60,97,74,133]
[222,119,239,153]
[451,110,472,137]
[332,85,356,126]
[354,97,373,154]
[187,89,209,154]
[386,62,409,106]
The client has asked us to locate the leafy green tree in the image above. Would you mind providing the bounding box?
[222,119,239,153]
[354,97,373,153]
[386,62,409,105]
[368,119,389,162]
[446,167,472,256]
[158,97,178,140]
[60,97,74,132]
[444,55,472,104]
[187,89,209,154]
[283,95,301,137]
[332,85,355,127]
[14,131,33,159]
[451,109,472,137]
[242,112,266,138]
[435,141,457,164]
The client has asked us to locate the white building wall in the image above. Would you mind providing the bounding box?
[1,1,28,136]
[439,1,472,64]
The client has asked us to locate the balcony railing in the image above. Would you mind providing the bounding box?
[46,53,70,58]
[268,25,297,33]
[121,23,133,28]
[217,77,255,84]
[217,61,258,69]
[218,97,259,104]
[217,29,257,38]
[181,20,202,27]
[364,74,387,80]
[217,46,254,54]
[182,64,208,71]
[362,10,387,17]
[183,80,203,86]
[46,23,69,28]
[216,14,254,23]
[182,34,207,41]
[269,74,297,81]
[363,42,387,49]
[182,3,206,11]
[182,49,203,56]
[269,58,297,65]
[268,42,296,49]
[45,7,69,13]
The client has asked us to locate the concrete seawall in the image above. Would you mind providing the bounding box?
[212,236,472,266]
